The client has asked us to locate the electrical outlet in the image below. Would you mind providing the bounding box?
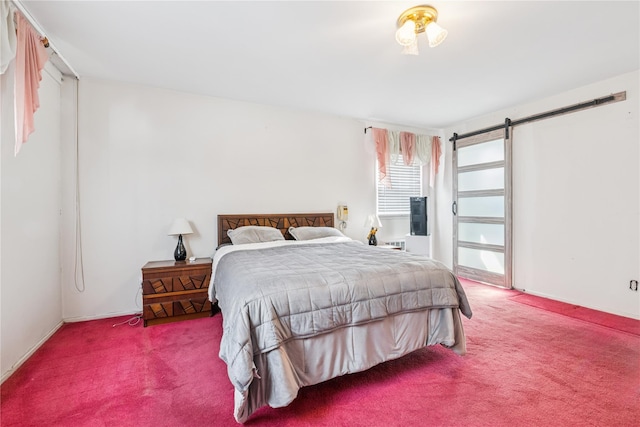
[630,280,639,291]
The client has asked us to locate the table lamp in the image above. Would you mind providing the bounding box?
[168,218,193,261]
[365,214,382,246]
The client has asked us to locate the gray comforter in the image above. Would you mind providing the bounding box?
[212,238,472,422]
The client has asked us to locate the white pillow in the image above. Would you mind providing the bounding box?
[288,226,345,241]
[227,226,285,245]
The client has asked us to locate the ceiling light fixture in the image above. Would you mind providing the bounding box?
[395,5,447,55]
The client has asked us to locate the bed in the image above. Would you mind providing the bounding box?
[210,213,472,423]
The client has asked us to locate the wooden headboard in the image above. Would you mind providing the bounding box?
[218,213,334,247]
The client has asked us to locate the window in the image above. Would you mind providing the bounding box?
[377,155,422,215]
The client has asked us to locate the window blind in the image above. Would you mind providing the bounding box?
[377,156,422,215]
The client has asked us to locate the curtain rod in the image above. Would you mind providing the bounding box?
[11,0,80,79]
[363,126,442,137]
[449,92,626,148]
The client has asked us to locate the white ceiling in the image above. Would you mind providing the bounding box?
[19,0,640,129]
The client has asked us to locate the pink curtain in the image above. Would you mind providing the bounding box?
[430,136,442,184]
[400,132,416,166]
[373,128,390,187]
[14,11,49,156]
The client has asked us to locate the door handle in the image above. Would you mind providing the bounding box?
[452,201,457,216]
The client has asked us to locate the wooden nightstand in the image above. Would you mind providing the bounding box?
[141,258,213,327]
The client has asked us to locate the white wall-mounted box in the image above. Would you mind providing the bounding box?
[405,234,431,257]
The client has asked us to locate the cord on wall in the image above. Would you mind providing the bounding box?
[135,286,142,310]
[74,78,86,293]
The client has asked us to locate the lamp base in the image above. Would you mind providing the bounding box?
[174,234,187,261]
[368,234,377,246]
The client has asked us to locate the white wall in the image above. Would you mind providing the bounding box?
[60,78,379,321]
[1,62,64,380]
[435,70,640,319]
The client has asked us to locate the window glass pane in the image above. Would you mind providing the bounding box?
[458,139,504,167]
[458,223,504,246]
[377,155,422,215]
[458,196,504,217]
[458,167,504,192]
[458,247,505,274]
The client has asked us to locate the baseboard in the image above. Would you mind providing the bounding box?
[516,288,640,321]
[1,320,64,384]
[63,311,141,323]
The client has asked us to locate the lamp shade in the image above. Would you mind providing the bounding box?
[168,218,193,236]
[395,20,417,46]
[425,21,448,47]
[401,37,419,55]
[365,214,383,229]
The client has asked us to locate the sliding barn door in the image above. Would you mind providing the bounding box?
[453,130,512,288]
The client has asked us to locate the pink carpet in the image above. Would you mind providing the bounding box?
[2,280,639,426]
